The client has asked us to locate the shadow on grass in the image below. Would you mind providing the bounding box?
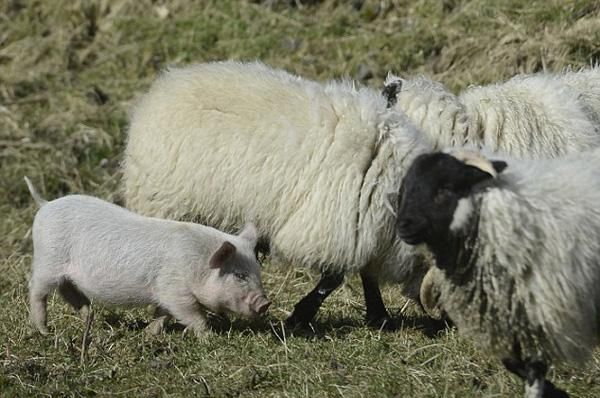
[97,309,451,340]
[393,313,452,338]
[101,312,152,331]
[264,313,452,342]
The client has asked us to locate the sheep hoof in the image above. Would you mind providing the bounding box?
[540,380,570,398]
[284,313,311,331]
[366,315,397,331]
[503,357,570,398]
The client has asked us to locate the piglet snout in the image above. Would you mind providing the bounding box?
[256,298,271,314]
[248,293,271,315]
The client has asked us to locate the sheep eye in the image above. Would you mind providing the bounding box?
[434,188,453,205]
[233,271,248,281]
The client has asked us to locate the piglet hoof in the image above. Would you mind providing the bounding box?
[183,321,211,340]
[146,318,166,336]
[36,326,50,336]
[80,305,91,322]
[31,318,50,335]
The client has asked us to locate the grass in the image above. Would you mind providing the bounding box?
[2,0,600,396]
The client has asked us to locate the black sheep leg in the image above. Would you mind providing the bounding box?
[286,271,344,329]
[360,269,396,330]
[502,357,569,398]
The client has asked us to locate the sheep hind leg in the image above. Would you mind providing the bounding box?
[360,269,396,330]
[285,271,344,329]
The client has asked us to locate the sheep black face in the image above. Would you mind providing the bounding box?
[397,152,506,250]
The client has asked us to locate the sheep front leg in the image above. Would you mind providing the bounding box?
[360,269,396,330]
[522,360,569,398]
[502,357,569,398]
[286,270,344,329]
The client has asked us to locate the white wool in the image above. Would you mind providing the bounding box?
[386,68,600,158]
[525,380,544,398]
[449,197,474,232]
[432,148,600,364]
[123,61,428,280]
[388,75,471,149]
[459,71,600,157]
[554,66,600,128]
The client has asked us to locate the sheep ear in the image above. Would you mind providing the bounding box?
[238,223,258,244]
[492,160,508,174]
[460,165,495,189]
[382,79,402,108]
[209,241,236,268]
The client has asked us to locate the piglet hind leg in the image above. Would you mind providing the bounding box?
[285,270,344,329]
[58,279,91,319]
[29,276,61,335]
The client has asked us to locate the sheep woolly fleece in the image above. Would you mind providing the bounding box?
[123,61,427,283]
[429,149,600,363]
[387,66,600,158]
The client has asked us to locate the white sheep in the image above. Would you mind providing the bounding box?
[123,60,429,329]
[396,148,600,397]
[553,66,600,128]
[383,73,470,149]
[384,67,600,158]
[26,177,270,336]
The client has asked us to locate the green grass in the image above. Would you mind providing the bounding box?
[2,0,600,396]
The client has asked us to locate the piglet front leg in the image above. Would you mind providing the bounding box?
[146,306,173,336]
[161,296,210,338]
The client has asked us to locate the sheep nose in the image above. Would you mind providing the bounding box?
[397,216,427,244]
[397,216,419,231]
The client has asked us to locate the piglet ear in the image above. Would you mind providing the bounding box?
[209,241,236,268]
[492,160,508,174]
[238,223,258,244]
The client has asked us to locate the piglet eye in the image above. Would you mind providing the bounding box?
[233,271,248,281]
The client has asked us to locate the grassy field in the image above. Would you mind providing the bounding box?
[2,0,600,396]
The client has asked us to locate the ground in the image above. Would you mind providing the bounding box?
[1,0,600,396]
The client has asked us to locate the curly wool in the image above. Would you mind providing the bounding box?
[123,61,428,279]
[460,70,600,157]
[386,67,600,158]
[431,149,600,363]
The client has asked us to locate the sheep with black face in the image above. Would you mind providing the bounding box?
[395,148,600,398]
